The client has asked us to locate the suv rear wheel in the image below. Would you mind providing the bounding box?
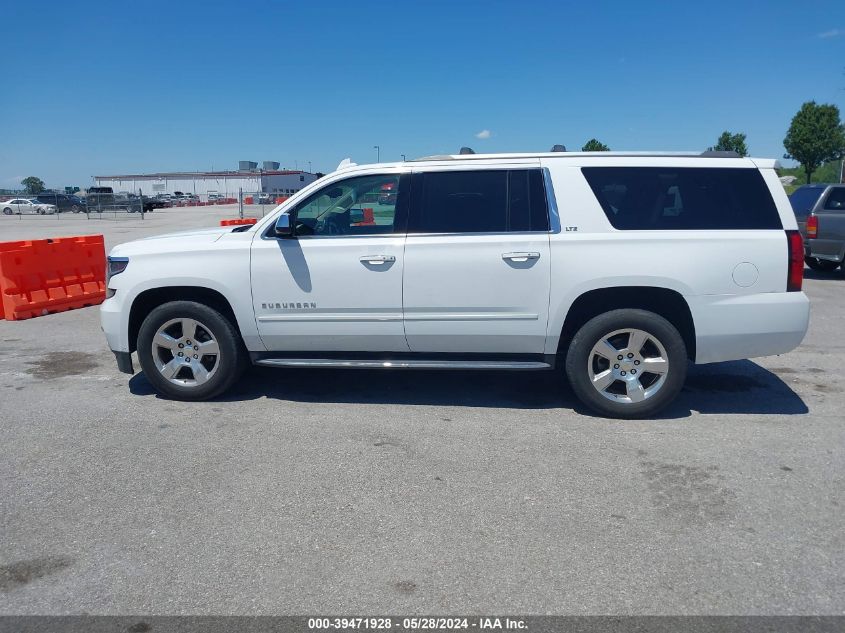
[137,301,246,401]
[565,309,687,419]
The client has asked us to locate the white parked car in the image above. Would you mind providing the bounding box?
[101,150,810,418]
[2,198,57,215]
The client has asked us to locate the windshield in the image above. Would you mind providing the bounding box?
[789,187,825,218]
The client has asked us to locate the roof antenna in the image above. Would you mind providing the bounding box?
[550,144,567,152]
[459,146,476,155]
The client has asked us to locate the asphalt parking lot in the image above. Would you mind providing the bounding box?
[0,210,843,615]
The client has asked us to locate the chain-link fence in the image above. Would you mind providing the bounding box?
[1,188,291,222]
[239,191,291,218]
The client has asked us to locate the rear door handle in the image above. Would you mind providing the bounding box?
[359,255,396,264]
[502,252,540,262]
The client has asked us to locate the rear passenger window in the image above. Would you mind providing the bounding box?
[582,167,782,230]
[412,169,549,233]
[824,188,845,211]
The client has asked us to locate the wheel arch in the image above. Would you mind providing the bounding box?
[557,286,696,361]
[128,286,241,353]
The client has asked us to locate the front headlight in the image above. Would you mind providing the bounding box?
[106,256,129,287]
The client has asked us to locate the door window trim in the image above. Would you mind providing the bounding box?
[262,172,410,240]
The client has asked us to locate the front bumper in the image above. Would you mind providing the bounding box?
[113,351,134,374]
[100,295,128,353]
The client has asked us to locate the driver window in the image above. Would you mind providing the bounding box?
[294,174,399,237]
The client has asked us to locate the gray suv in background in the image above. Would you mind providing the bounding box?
[790,183,845,271]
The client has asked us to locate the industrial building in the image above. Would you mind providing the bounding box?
[93,161,319,199]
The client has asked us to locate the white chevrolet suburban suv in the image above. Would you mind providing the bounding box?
[101,151,810,418]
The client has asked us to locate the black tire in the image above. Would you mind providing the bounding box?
[137,300,247,401]
[3,208,11,215]
[565,309,688,419]
[804,256,840,272]
[71,205,80,213]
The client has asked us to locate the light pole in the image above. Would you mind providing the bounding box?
[374,145,380,162]
[401,154,406,161]
[308,161,312,173]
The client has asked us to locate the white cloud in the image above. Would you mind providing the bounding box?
[475,129,492,140]
[818,28,843,38]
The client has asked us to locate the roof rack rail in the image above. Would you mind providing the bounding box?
[700,150,740,158]
[408,150,750,162]
[409,154,455,161]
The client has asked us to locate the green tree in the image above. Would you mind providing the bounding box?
[708,131,748,157]
[581,138,610,151]
[21,176,45,194]
[783,101,845,184]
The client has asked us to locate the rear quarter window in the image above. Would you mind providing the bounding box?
[582,167,782,230]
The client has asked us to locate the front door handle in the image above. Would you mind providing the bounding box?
[502,252,540,262]
[360,255,396,264]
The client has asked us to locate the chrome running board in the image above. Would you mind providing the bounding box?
[254,358,551,370]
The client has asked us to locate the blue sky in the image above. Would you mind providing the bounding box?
[2,0,844,189]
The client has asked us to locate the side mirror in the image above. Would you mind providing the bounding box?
[274,214,294,237]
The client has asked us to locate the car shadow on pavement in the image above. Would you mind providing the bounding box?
[668,360,809,416]
[128,359,808,418]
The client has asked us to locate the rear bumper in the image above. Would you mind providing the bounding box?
[690,292,810,364]
[807,238,844,263]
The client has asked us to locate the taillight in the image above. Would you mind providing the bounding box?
[786,230,804,292]
[806,215,818,239]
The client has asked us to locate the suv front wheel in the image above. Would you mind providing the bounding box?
[137,301,246,401]
[565,309,687,419]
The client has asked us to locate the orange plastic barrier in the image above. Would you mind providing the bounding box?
[275,196,289,204]
[220,218,258,226]
[352,208,376,226]
[244,196,254,205]
[0,235,106,321]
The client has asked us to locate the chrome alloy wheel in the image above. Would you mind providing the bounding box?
[587,328,669,404]
[151,318,221,387]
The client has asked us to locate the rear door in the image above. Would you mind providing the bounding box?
[402,167,552,354]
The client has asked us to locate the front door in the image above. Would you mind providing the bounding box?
[251,172,410,352]
[402,168,552,354]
